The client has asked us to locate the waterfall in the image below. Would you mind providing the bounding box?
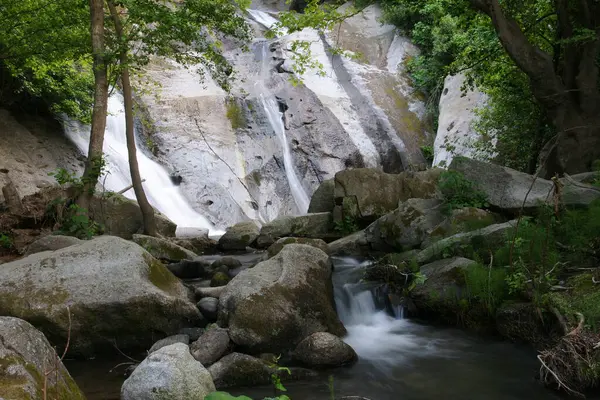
[259,94,310,213]
[332,257,440,369]
[251,16,310,214]
[63,94,222,236]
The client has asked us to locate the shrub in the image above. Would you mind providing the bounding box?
[463,262,508,316]
[0,233,13,249]
[420,144,434,164]
[226,99,245,130]
[334,215,360,235]
[438,170,488,213]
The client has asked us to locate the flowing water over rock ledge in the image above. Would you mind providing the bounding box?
[64,255,560,400]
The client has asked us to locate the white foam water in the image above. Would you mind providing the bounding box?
[332,257,444,371]
[63,94,223,236]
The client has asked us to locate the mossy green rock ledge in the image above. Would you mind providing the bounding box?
[0,236,202,357]
[132,234,197,261]
[0,317,85,400]
[218,244,346,354]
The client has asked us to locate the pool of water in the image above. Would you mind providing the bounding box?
[66,256,565,400]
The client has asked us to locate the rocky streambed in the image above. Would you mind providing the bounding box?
[1,158,599,399]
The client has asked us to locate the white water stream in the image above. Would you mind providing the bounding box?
[250,10,310,214]
[332,257,442,369]
[63,94,222,236]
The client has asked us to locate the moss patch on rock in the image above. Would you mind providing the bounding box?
[146,254,181,296]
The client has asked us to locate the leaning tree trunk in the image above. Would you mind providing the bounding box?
[470,0,600,177]
[78,0,109,211]
[107,0,157,236]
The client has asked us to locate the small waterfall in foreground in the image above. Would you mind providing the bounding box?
[63,94,222,236]
[332,257,439,370]
[250,10,310,214]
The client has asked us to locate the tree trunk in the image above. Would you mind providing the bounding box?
[78,0,109,211]
[107,0,157,236]
[469,0,600,177]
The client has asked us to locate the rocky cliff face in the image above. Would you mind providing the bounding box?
[432,73,495,168]
[0,2,432,232]
[0,110,83,203]
[138,2,431,229]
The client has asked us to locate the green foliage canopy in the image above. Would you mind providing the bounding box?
[0,0,252,120]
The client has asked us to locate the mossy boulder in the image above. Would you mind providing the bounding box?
[207,353,275,388]
[424,207,499,247]
[328,230,370,257]
[365,198,445,252]
[449,157,600,213]
[333,168,442,225]
[410,257,477,321]
[211,272,231,287]
[416,220,518,265]
[0,317,85,400]
[89,192,176,239]
[0,236,202,357]
[133,234,197,261]
[218,244,346,354]
[255,213,338,248]
[267,237,329,259]
[121,343,215,400]
[308,179,335,213]
[218,221,260,251]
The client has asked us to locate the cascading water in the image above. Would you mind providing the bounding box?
[63,94,222,236]
[332,257,442,370]
[259,94,310,213]
[250,11,310,214]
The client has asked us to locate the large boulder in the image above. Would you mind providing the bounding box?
[218,244,346,353]
[308,179,335,213]
[423,207,499,248]
[0,317,85,400]
[432,73,492,168]
[0,236,201,356]
[365,198,445,252]
[327,230,370,257]
[411,257,477,319]
[218,221,260,251]
[121,343,215,400]
[333,168,442,225]
[207,353,275,389]
[449,157,600,213]
[416,220,518,265]
[190,327,231,366]
[133,234,197,261]
[256,212,338,248]
[89,193,176,239]
[24,234,82,256]
[267,237,329,259]
[292,332,357,367]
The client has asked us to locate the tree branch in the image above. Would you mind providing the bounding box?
[469,0,567,113]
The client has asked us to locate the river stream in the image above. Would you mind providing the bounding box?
[65,255,564,400]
